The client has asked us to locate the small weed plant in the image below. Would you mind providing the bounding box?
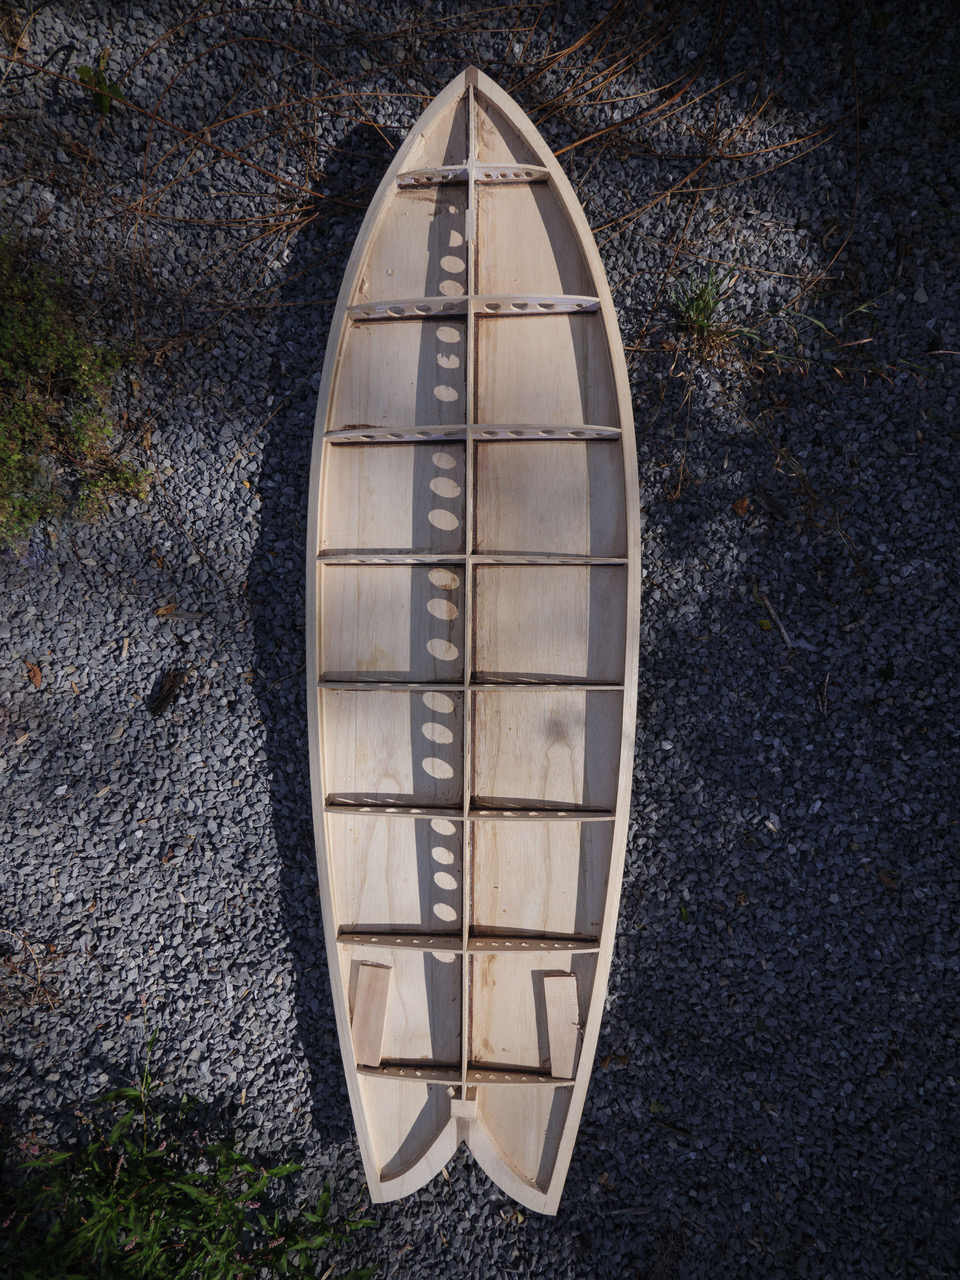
[0,1034,376,1280]
[78,49,125,115]
[671,266,760,364]
[0,237,147,550]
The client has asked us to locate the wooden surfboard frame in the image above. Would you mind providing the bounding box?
[306,67,640,1214]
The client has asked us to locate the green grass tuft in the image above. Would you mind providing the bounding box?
[0,237,148,550]
[0,1032,376,1279]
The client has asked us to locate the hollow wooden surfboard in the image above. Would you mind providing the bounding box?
[306,67,640,1214]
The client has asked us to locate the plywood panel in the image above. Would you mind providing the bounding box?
[320,564,465,681]
[474,440,625,557]
[322,689,463,807]
[478,1085,571,1190]
[360,1077,453,1180]
[471,821,611,937]
[472,565,626,683]
[477,184,592,296]
[415,95,468,167]
[472,689,622,810]
[329,814,463,932]
[476,99,537,164]
[476,315,617,428]
[470,952,594,1069]
[320,443,465,554]
[332,320,467,429]
[354,188,466,304]
[343,945,461,1064]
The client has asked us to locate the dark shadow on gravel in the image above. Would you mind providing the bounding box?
[247,124,396,1159]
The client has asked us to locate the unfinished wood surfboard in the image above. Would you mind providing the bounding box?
[306,67,640,1214]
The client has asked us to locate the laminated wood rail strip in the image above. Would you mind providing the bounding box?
[306,67,640,1215]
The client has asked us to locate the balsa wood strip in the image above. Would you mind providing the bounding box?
[352,963,392,1068]
[544,974,581,1079]
[307,67,640,1217]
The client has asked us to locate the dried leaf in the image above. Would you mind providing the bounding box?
[733,496,750,516]
[649,1099,666,1114]
[758,618,772,630]
[877,869,899,891]
[155,603,177,617]
[25,662,41,688]
[121,637,130,660]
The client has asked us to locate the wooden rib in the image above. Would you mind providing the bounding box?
[544,974,581,1079]
[340,932,461,952]
[323,426,466,442]
[358,1063,462,1082]
[397,165,469,186]
[340,932,598,954]
[475,164,550,183]
[316,553,625,565]
[346,295,599,321]
[323,801,615,821]
[352,962,392,1068]
[318,678,623,691]
[316,554,466,564]
[396,164,551,188]
[467,1067,574,1086]
[358,1065,574,1086]
[468,425,620,439]
[349,297,467,320]
[323,801,463,819]
[316,680,463,691]
[322,425,619,442]
[468,808,615,822]
[467,935,598,953]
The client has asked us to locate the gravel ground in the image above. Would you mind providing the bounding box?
[1,3,958,1277]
